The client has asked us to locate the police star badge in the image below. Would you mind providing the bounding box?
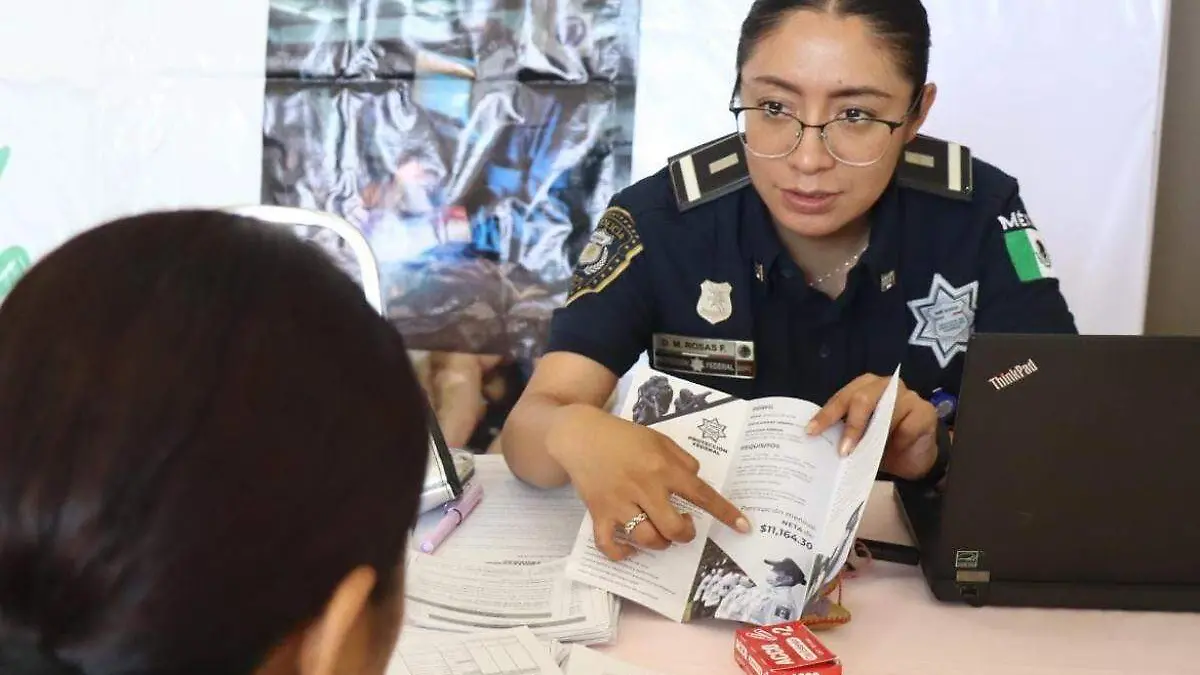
[696,280,733,325]
[907,273,979,368]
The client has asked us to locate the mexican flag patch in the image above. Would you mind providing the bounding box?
[1004,226,1055,282]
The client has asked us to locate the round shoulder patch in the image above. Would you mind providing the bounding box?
[566,206,644,305]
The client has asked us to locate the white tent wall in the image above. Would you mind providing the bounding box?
[0,0,268,268]
[634,0,1172,336]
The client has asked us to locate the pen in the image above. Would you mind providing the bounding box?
[419,481,484,553]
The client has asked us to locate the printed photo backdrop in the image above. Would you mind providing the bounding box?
[262,0,641,451]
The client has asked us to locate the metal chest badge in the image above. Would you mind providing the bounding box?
[696,280,733,325]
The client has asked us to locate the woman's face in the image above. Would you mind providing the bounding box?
[738,10,936,239]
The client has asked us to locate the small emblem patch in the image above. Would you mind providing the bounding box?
[880,270,896,292]
[566,206,643,305]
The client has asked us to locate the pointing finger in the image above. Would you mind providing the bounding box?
[674,473,750,534]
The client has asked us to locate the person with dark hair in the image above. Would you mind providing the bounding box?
[0,211,431,675]
[502,0,1077,561]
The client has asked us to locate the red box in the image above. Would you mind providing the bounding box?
[734,621,843,675]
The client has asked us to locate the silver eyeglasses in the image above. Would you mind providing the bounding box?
[730,95,919,167]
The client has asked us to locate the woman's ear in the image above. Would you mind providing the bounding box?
[907,83,939,141]
[298,566,378,675]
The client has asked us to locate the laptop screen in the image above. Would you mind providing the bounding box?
[931,333,1200,586]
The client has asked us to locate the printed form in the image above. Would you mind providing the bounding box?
[388,626,563,675]
[413,455,587,565]
[563,646,663,675]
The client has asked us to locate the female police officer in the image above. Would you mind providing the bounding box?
[501,0,1076,561]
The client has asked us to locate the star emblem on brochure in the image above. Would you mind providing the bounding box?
[907,273,980,368]
[698,418,727,443]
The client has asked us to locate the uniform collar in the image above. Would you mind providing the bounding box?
[740,179,902,283]
[739,188,785,280]
[861,179,902,280]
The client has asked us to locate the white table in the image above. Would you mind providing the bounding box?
[416,461,1200,675]
[598,483,1200,674]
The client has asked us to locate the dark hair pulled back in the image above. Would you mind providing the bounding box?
[736,0,931,100]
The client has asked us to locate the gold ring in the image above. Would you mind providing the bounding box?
[621,512,649,535]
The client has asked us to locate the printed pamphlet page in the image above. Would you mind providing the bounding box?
[564,362,901,624]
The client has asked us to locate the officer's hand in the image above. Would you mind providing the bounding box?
[547,404,751,561]
[806,374,938,480]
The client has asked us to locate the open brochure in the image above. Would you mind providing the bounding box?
[564,362,902,624]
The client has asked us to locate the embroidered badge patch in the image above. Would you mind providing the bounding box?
[997,209,1055,282]
[907,273,979,368]
[566,206,643,305]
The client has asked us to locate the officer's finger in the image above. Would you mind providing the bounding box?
[640,492,697,544]
[673,472,751,534]
[837,384,884,456]
[806,374,877,436]
[593,516,637,561]
[888,395,937,453]
[626,512,672,550]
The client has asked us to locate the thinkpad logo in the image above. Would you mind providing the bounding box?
[988,358,1038,391]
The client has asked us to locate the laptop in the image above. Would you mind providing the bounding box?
[895,333,1200,612]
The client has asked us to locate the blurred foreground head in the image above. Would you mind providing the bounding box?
[0,210,429,675]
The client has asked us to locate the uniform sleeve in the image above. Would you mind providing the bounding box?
[544,200,656,377]
[975,185,1078,334]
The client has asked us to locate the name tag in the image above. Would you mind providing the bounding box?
[651,333,755,379]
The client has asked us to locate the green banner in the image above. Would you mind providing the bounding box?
[0,145,31,300]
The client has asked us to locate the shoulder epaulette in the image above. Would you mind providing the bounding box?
[667,133,751,212]
[896,134,974,201]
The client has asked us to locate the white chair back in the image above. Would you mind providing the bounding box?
[222,204,467,512]
[224,204,384,314]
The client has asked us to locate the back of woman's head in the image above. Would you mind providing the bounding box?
[737,0,931,98]
[0,210,430,674]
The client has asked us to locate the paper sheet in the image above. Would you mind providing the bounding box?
[404,554,619,644]
[563,646,662,675]
[414,455,587,565]
[388,626,564,675]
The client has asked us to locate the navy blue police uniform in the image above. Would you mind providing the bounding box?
[545,133,1077,483]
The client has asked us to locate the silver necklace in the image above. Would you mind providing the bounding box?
[808,244,868,288]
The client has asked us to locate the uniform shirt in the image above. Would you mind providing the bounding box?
[546,146,1077,409]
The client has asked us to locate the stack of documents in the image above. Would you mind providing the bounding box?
[403,552,619,645]
[406,456,619,645]
[413,455,588,565]
[387,627,662,675]
[560,645,665,675]
[388,626,563,675]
